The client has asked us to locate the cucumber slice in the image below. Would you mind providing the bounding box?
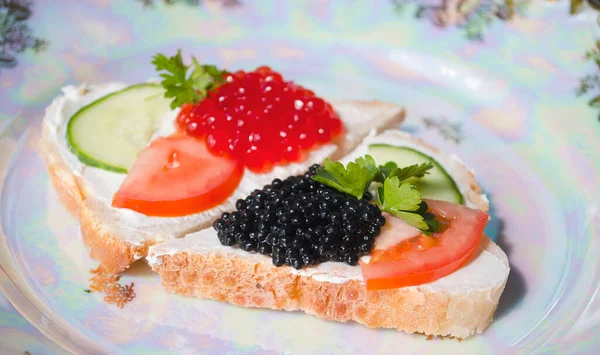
[67,84,171,173]
[368,144,463,204]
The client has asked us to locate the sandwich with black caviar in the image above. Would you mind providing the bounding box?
[42,50,509,338]
[147,131,509,338]
[42,50,405,274]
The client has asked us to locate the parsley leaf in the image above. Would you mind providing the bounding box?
[379,177,439,235]
[389,211,430,231]
[375,161,433,183]
[422,211,440,234]
[312,155,439,234]
[312,159,368,199]
[189,58,226,97]
[354,155,379,188]
[389,162,434,181]
[380,176,422,212]
[151,50,226,109]
[376,161,398,182]
[377,184,385,205]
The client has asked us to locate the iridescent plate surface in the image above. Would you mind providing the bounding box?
[0,1,598,353]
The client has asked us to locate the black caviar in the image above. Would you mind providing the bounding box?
[213,164,386,270]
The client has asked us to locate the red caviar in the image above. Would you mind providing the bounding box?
[176,66,344,172]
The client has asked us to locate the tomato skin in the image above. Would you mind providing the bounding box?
[361,200,488,291]
[112,135,243,217]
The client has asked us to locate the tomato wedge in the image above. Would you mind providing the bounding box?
[112,135,243,217]
[360,199,488,291]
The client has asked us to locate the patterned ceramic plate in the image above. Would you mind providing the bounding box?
[1,1,599,353]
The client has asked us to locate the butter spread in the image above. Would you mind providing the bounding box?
[147,131,505,289]
[147,227,509,290]
[44,83,338,245]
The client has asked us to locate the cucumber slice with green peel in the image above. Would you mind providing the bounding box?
[67,84,171,173]
[368,144,463,204]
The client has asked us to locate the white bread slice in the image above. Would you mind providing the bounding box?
[147,130,509,338]
[41,83,405,274]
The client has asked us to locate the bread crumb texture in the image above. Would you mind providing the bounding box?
[152,249,505,338]
[89,267,136,308]
[42,122,148,274]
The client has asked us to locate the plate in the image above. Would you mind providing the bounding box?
[1,1,599,353]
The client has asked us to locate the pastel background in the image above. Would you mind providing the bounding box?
[0,0,599,353]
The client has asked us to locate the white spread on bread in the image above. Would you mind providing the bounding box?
[147,226,509,291]
[43,83,400,246]
[42,78,508,336]
[373,212,421,251]
[147,131,506,289]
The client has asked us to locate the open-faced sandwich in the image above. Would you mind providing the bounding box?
[42,51,405,274]
[42,51,509,338]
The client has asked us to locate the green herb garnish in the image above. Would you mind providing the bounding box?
[313,155,438,234]
[354,155,379,188]
[374,161,434,183]
[312,158,372,200]
[152,50,226,109]
[84,289,91,293]
[377,176,439,235]
[377,161,398,181]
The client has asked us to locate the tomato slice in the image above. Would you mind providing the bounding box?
[360,199,488,291]
[112,135,243,217]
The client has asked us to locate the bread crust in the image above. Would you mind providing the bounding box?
[42,90,508,336]
[147,127,508,337]
[150,236,507,338]
[42,122,83,217]
[42,122,143,274]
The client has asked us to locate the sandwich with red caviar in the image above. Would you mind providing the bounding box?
[147,129,509,338]
[41,51,405,274]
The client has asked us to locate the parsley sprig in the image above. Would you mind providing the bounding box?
[312,155,439,235]
[312,159,372,200]
[375,161,433,183]
[151,50,226,109]
[378,177,439,235]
